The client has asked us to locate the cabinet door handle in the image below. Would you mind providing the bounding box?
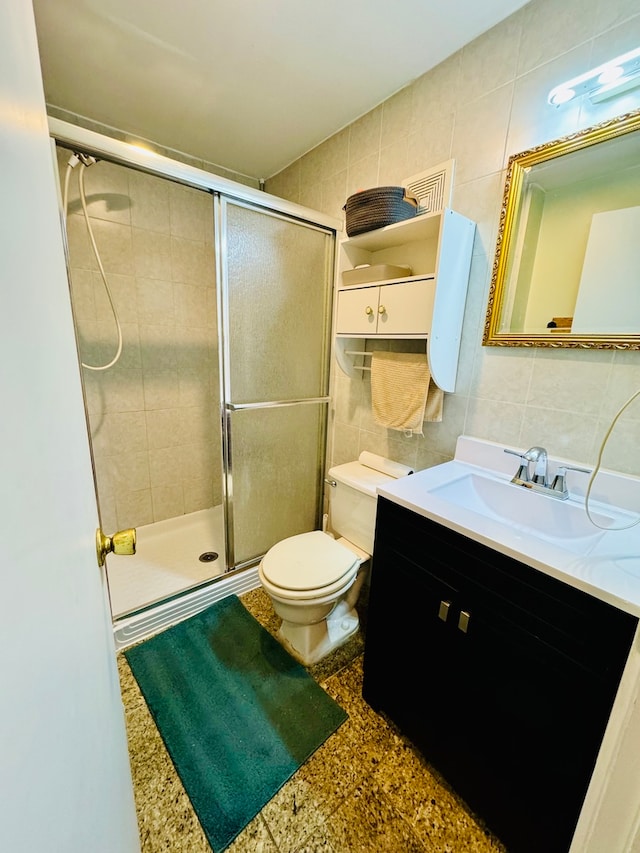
[438,600,451,622]
[458,610,471,633]
[378,304,386,315]
[365,306,374,316]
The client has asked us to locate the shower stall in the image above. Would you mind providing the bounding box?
[52,122,337,647]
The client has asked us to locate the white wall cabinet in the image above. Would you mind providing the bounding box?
[336,277,435,336]
[334,209,475,392]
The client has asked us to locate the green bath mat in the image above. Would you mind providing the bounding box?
[124,595,347,851]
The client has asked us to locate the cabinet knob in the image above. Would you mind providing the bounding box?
[365,306,374,316]
[378,304,386,315]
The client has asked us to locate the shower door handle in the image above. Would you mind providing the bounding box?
[226,397,330,411]
[96,527,136,567]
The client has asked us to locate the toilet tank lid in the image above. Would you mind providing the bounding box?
[328,461,397,498]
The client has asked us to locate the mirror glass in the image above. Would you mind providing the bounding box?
[483,110,640,348]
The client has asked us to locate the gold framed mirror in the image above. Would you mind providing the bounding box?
[483,109,640,349]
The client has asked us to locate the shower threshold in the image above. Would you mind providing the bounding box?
[108,505,262,649]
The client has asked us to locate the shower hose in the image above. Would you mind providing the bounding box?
[63,151,123,371]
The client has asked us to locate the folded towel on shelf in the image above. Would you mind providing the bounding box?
[371,351,443,435]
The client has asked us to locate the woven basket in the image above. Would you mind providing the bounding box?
[343,186,419,237]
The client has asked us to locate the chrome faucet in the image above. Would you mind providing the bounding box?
[504,446,590,500]
[523,446,548,485]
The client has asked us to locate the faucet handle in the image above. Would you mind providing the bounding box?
[551,464,591,496]
[503,448,530,482]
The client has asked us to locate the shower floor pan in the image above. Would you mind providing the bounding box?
[107,506,226,619]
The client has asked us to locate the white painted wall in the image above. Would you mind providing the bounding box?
[1,2,139,850]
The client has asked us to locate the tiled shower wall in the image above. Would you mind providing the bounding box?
[58,147,221,533]
[266,0,640,479]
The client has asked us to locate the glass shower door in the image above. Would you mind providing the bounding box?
[219,198,335,569]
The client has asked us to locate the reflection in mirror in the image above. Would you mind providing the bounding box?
[483,110,640,348]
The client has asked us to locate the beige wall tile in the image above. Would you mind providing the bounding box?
[266,162,301,204]
[517,0,600,77]
[116,488,153,530]
[520,407,599,463]
[137,278,175,326]
[527,349,613,416]
[79,160,131,225]
[169,183,209,242]
[378,138,409,186]
[174,283,209,329]
[349,107,382,163]
[139,323,179,370]
[97,368,145,413]
[88,219,134,276]
[470,346,534,404]
[143,368,180,410]
[132,227,172,279]
[148,447,184,488]
[346,154,379,198]
[406,114,454,178]
[459,12,522,105]
[129,170,171,233]
[110,450,151,493]
[184,478,215,514]
[451,83,513,185]
[145,408,183,450]
[464,397,525,447]
[65,212,99,270]
[59,151,222,530]
[151,484,185,522]
[171,236,211,284]
[381,87,413,149]
[265,0,640,479]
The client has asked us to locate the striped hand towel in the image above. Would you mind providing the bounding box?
[371,351,443,435]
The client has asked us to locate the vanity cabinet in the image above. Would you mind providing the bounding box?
[335,209,475,392]
[362,497,638,853]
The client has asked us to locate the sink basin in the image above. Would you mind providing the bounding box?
[430,472,616,551]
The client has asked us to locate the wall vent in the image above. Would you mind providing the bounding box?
[403,159,455,215]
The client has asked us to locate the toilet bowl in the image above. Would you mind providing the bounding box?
[258,453,413,666]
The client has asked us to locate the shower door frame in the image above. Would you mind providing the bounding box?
[215,196,334,572]
[48,117,340,644]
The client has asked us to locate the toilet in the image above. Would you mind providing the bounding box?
[258,452,413,665]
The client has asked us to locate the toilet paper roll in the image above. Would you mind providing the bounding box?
[358,451,414,479]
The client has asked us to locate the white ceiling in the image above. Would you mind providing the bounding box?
[32,0,530,180]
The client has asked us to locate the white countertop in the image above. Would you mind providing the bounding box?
[376,436,640,618]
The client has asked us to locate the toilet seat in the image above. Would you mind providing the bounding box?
[260,531,360,601]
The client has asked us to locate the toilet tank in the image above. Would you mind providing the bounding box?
[327,461,398,554]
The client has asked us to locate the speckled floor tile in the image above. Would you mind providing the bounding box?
[373,736,508,853]
[240,588,281,638]
[118,590,511,853]
[292,827,340,852]
[226,814,278,853]
[117,655,212,852]
[322,779,427,853]
[259,726,361,853]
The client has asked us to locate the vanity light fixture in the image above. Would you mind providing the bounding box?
[548,47,640,106]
